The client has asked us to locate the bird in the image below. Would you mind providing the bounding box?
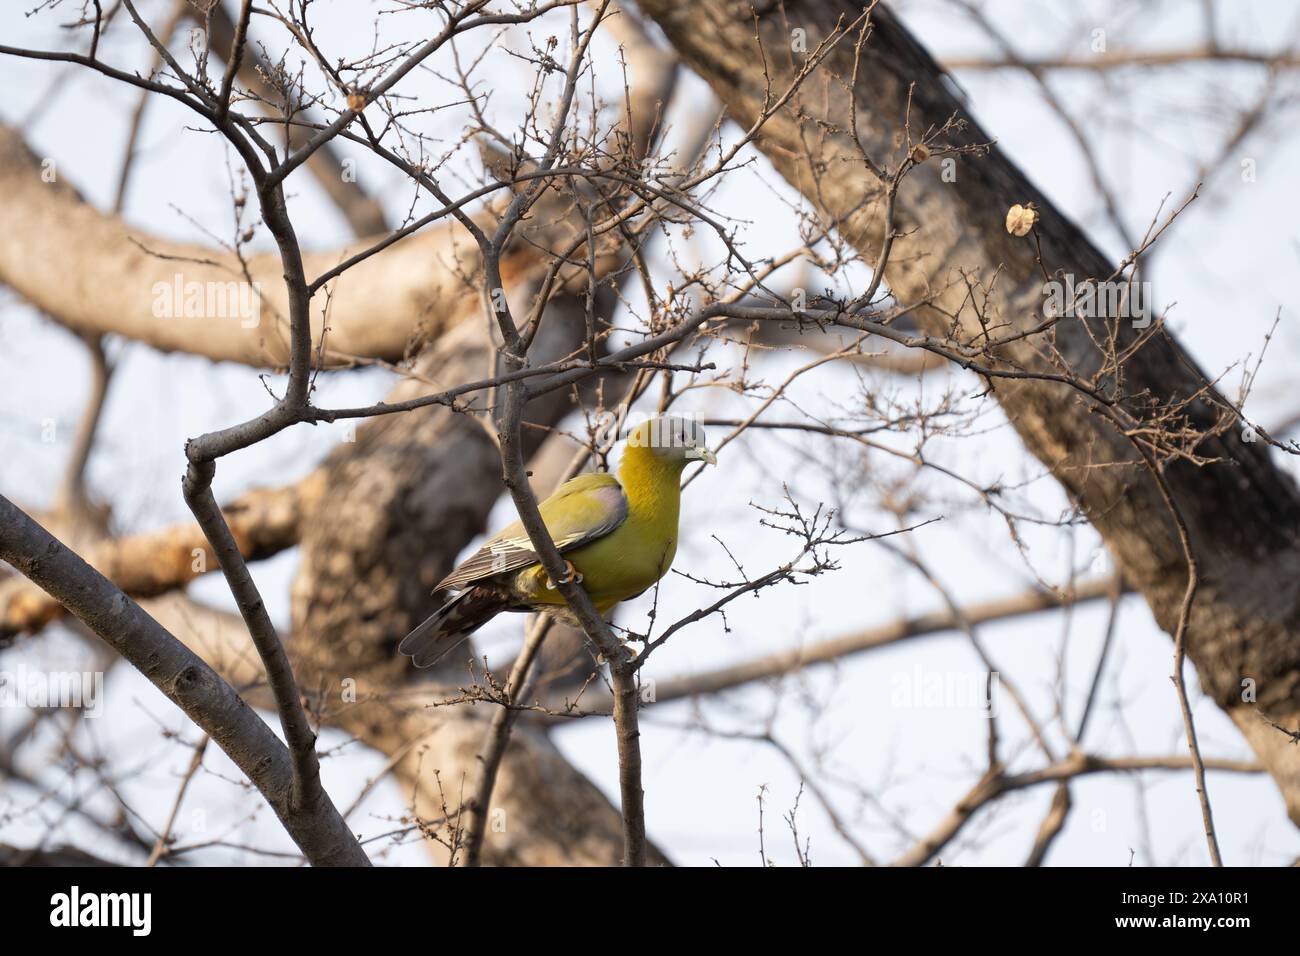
[399,416,717,668]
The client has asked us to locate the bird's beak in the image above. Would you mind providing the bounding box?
[688,447,718,465]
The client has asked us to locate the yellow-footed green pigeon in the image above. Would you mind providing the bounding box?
[400,416,717,667]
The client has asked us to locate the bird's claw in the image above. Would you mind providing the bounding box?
[546,560,583,589]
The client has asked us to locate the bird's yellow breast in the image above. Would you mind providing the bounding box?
[519,448,682,611]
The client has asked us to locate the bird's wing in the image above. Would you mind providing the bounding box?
[436,472,628,592]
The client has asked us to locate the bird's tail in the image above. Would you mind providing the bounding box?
[399,587,507,668]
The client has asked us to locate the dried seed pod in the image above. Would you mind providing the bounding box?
[1005,202,1038,237]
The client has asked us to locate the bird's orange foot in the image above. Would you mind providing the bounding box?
[545,560,583,589]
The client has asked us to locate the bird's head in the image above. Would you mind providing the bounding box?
[623,415,717,469]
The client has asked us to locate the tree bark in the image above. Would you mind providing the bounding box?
[638,0,1300,821]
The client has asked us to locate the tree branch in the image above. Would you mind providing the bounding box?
[0,495,369,866]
